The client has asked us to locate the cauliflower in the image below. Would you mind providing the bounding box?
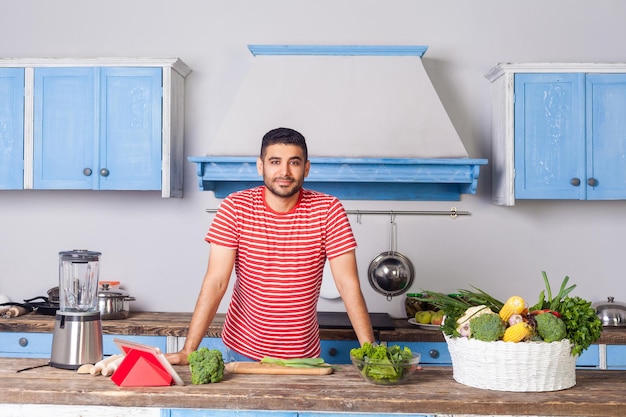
[187,347,225,384]
[469,313,506,342]
[535,312,567,343]
[456,305,493,337]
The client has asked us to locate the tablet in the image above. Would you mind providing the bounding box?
[113,338,184,386]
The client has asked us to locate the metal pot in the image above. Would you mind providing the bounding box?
[368,216,414,300]
[97,284,135,320]
[593,296,626,327]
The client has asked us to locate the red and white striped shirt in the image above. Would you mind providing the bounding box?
[206,186,357,360]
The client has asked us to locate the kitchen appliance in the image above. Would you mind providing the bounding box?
[50,250,103,369]
[317,312,395,330]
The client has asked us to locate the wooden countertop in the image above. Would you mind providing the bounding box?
[3,311,626,344]
[1,357,625,416]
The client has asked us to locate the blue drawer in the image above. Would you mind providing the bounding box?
[320,339,361,364]
[607,345,626,369]
[0,332,53,358]
[576,344,599,368]
[401,341,451,366]
[198,337,228,356]
[166,409,297,417]
[196,338,357,364]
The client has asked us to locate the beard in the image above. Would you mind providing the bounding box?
[264,175,304,199]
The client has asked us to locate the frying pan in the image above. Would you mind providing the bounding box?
[1,296,60,316]
[367,215,415,300]
[23,296,59,315]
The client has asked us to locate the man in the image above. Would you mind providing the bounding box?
[166,127,374,364]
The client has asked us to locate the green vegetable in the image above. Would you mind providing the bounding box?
[470,313,506,342]
[535,312,567,343]
[529,271,576,312]
[349,342,414,383]
[530,272,602,356]
[558,296,603,357]
[187,347,225,384]
[260,357,334,368]
[421,290,504,337]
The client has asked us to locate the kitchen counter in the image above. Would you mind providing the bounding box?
[3,312,626,416]
[2,311,626,344]
[1,357,626,416]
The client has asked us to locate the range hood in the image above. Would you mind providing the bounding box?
[189,45,487,201]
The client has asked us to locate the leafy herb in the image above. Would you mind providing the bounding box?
[558,296,603,356]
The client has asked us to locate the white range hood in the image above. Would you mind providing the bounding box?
[189,45,487,201]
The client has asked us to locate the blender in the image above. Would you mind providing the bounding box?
[50,250,103,369]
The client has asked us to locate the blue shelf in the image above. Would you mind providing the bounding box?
[188,156,488,201]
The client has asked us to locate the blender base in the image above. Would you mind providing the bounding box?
[50,311,103,370]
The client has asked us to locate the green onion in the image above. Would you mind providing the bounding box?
[260,357,333,368]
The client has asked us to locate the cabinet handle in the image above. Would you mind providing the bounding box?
[83,168,92,177]
[429,349,439,359]
[99,168,110,177]
[327,347,338,357]
[18,337,28,347]
[570,178,581,186]
[587,178,598,187]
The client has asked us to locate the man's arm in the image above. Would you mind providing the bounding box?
[165,243,236,365]
[329,250,375,345]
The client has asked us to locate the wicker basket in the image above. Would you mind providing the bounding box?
[444,335,578,392]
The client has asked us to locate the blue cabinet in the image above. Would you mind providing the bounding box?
[576,344,599,368]
[195,338,360,364]
[0,332,166,359]
[165,410,297,417]
[33,67,162,190]
[197,337,228,356]
[0,68,24,189]
[488,64,626,205]
[0,58,190,197]
[320,339,361,364]
[606,345,626,369]
[514,72,626,200]
[514,73,585,199]
[586,74,626,199]
[0,332,52,358]
[401,341,451,366]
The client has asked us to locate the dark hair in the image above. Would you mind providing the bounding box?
[260,127,308,160]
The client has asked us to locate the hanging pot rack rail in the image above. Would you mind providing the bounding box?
[346,207,467,223]
[205,207,468,221]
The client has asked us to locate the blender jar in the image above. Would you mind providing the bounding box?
[59,250,101,312]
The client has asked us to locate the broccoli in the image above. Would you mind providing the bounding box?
[349,343,414,383]
[187,347,225,384]
[469,313,506,342]
[535,312,567,343]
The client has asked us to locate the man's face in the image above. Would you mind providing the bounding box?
[257,144,310,199]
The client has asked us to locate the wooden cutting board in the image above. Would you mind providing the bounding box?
[225,362,333,375]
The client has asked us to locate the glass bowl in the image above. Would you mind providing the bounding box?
[350,353,421,385]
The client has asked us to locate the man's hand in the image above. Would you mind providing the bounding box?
[165,351,190,366]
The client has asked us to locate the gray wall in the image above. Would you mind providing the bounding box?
[1,0,624,317]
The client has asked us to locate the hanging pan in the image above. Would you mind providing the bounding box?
[367,214,415,300]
